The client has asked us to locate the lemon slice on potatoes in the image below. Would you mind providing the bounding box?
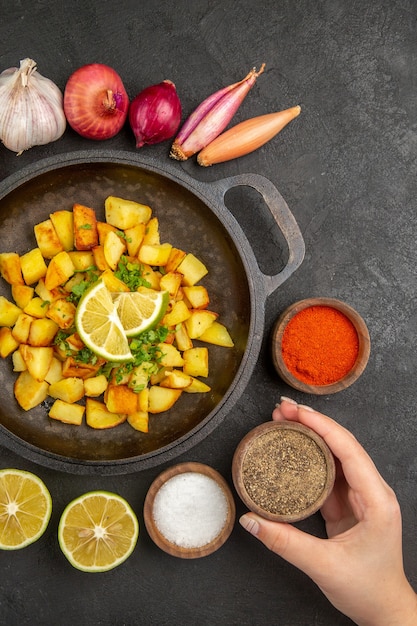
[58,491,139,572]
[112,287,169,337]
[75,279,133,362]
[0,469,52,550]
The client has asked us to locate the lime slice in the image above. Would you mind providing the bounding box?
[0,469,52,550]
[75,279,133,362]
[58,491,139,572]
[113,287,169,337]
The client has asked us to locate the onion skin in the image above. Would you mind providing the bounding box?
[197,105,301,166]
[64,63,129,140]
[170,64,265,161]
[129,80,181,148]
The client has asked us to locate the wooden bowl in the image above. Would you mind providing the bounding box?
[232,421,336,523]
[271,297,371,395]
[143,462,236,559]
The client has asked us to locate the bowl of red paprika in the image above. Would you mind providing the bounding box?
[271,298,371,395]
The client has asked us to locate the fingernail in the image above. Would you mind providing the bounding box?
[298,404,315,412]
[280,396,298,405]
[239,514,260,537]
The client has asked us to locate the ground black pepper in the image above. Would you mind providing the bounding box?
[241,429,327,516]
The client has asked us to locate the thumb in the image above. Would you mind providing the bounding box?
[240,513,330,579]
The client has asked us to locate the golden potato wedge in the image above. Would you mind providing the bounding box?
[46,298,76,330]
[174,323,193,351]
[49,399,85,425]
[11,284,34,309]
[73,203,99,250]
[105,384,138,415]
[160,370,193,389]
[142,216,160,246]
[183,377,211,393]
[161,300,191,327]
[19,344,54,382]
[12,312,34,343]
[92,245,111,272]
[85,398,127,429]
[20,248,48,285]
[140,264,161,290]
[83,374,108,397]
[14,370,49,411]
[127,410,149,433]
[49,377,85,403]
[34,218,64,259]
[23,297,48,319]
[96,221,118,245]
[159,271,183,299]
[45,251,75,290]
[0,327,19,358]
[125,223,146,257]
[100,269,130,293]
[0,252,24,285]
[67,250,95,271]
[28,318,59,347]
[183,347,209,378]
[177,253,208,286]
[184,309,218,339]
[165,247,187,273]
[104,196,152,229]
[44,357,63,384]
[138,243,172,267]
[0,298,22,329]
[12,349,27,372]
[61,357,103,380]
[156,342,185,367]
[182,285,210,309]
[128,362,154,392]
[198,321,234,347]
[103,230,126,270]
[148,385,182,414]
[49,210,74,251]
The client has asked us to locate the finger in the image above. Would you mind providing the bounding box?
[240,513,332,579]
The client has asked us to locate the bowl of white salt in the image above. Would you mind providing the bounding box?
[143,462,236,558]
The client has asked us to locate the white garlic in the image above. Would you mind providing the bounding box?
[0,58,66,155]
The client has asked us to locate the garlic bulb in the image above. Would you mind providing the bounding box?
[0,58,66,155]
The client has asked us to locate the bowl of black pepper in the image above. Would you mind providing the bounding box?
[232,421,336,523]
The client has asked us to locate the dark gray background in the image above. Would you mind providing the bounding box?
[0,1,416,624]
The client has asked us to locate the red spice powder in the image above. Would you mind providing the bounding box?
[281,305,359,385]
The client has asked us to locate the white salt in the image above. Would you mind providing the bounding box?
[152,472,229,548]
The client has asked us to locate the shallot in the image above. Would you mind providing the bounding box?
[0,58,66,155]
[197,105,301,166]
[129,80,182,148]
[64,63,129,140]
[170,64,266,161]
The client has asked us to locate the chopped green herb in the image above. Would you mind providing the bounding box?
[79,223,92,230]
[114,256,152,291]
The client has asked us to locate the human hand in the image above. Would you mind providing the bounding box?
[239,398,417,626]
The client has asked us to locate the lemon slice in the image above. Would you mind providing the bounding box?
[0,469,52,550]
[75,279,133,362]
[112,287,169,337]
[58,491,139,572]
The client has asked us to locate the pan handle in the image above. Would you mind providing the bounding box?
[214,173,305,297]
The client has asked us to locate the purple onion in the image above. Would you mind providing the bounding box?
[129,80,182,148]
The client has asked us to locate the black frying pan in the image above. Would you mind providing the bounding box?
[0,150,304,474]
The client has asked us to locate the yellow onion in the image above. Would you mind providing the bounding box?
[197,105,301,166]
[0,58,66,155]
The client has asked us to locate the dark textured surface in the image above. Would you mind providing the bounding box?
[0,1,416,624]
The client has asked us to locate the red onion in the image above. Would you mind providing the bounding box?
[129,80,181,148]
[64,63,129,140]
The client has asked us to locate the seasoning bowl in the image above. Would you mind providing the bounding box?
[271,297,371,395]
[232,421,336,523]
[143,462,236,559]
